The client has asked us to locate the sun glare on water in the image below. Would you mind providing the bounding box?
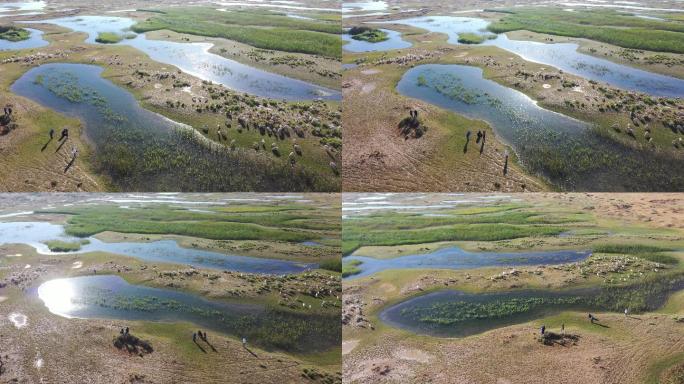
[38,278,78,317]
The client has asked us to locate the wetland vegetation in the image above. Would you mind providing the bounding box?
[348,27,388,43]
[488,8,684,53]
[0,26,30,42]
[132,7,343,58]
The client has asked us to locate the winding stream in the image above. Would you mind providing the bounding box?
[381,16,684,97]
[344,245,592,279]
[0,221,316,274]
[24,16,340,100]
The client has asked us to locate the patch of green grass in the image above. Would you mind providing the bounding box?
[457,32,496,44]
[487,8,684,53]
[43,239,88,252]
[319,258,341,272]
[95,32,123,44]
[341,202,594,254]
[348,26,388,43]
[594,244,679,265]
[342,259,362,278]
[36,204,337,243]
[132,7,342,58]
[0,26,30,42]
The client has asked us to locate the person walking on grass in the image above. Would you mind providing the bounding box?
[242,337,247,348]
[588,313,596,324]
[624,308,628,318]
[49,128,54,140]
[193,332,197,343]
[561,323,565,336]
[540,325,545,336]
[59,128,69,141]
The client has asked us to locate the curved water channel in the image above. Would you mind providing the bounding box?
[378,16,684,98]
[36,275,338,352]
[10,63,304,191]
[0,221,315,274]
[344,246,592,280]
[397,64,684,191]
[0,28,48,50]
[23,16,340,100]
[380,276,684,337]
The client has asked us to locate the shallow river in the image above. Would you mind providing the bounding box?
[378,16,684,97]
[0,221,316,274]
[25,16,340,100]
[344,245,592,279]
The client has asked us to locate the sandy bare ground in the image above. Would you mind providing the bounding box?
[0,310,312,384]
[343,313,684,384]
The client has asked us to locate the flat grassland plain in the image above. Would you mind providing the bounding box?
[0,193,341,383]
[0,0,342,192]
[342,0,684,192]
[342,193,684,384]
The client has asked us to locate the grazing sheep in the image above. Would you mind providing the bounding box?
[329,161,338,174]
[288,152,296,166]
[294,143,302,156]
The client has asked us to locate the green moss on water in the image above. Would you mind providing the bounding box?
[400,273,684,326]
[348,27,389,43]
[43,240,84,252]
[0,26,30,42]
[457,32,496,44]
[95,32,124,44]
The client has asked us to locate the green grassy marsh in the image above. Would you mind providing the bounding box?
[487,8,684,53]
[0,26,30,42]
[348,27,388,43]
[133,7,343,58]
